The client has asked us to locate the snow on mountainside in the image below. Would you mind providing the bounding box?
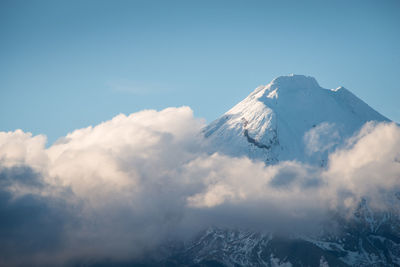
[203,74,389,165]
[159,75,399,267]
[170,74,398,267]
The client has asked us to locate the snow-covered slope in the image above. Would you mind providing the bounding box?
[159,75,398,267]
[204,74,389,165]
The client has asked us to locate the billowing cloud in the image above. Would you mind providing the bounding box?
[0,107,399,265]
[304,122,340,155]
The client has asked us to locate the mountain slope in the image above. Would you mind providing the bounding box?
[178,74,400,267]
[203,74,389,165]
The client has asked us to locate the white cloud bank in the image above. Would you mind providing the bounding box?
[0,107,399,265]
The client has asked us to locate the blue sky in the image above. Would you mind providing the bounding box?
[1,0,399,145]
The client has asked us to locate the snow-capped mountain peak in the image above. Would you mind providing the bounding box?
[204,74,389,165]
[244,74,320,100]
[268,74,320,90]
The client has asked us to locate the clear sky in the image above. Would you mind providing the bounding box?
[1,0,399,145]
